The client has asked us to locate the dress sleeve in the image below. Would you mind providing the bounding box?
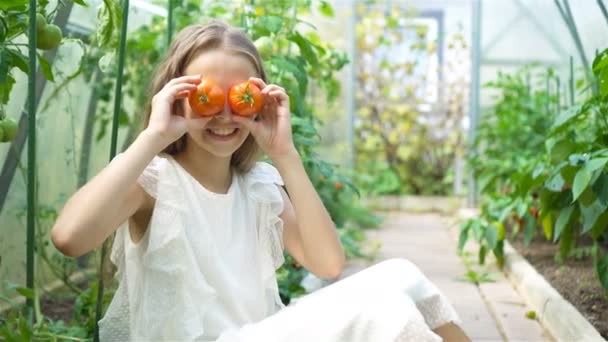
[244,162,287,314]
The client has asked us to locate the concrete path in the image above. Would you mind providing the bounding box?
[338,212,553,342]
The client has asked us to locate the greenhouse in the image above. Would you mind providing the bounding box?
[0,0,607,340]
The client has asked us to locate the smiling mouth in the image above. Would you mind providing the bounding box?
[207,127,239,139]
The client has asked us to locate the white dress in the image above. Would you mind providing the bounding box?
[98,154,460,342]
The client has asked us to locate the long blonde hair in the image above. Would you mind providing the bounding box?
[141,21,266,173]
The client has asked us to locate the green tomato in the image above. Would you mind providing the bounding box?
[0,117,17,142]
[36,24,62,50]
[254,36,274,60]
[36,13,47,34]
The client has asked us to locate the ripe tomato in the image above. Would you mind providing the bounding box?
[229,81,264,117]
[188,78,226,117]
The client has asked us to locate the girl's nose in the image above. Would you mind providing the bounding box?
[216,101,233,121]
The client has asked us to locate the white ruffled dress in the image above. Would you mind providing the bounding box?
[98,154,460,342]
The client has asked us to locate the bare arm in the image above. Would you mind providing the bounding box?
[233,77,345,279]
[51,75,209,257]
[276,153,346,279]
[51,131,164,257]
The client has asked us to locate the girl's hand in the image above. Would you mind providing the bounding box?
[232,77,297,161]
[146,75,213,149]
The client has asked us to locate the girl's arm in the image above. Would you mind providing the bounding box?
[52,75,209,257]
[275,153,346,279]
[233,78,346,279]
[51,131,162,257]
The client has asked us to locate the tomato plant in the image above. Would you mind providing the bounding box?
[461,51,608,291]
[229,80,264,117]
[188,78,226,117]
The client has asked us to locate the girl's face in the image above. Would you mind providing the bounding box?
[181,49,258,159]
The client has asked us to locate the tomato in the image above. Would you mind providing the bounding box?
[229,81,264,117]
[37,24,63,50]
[36,13,47,34]
[529,206,539,219]
[188,78,226,117]
[0,117,17,142]
[334,181,343,190]
[254,36,273,60]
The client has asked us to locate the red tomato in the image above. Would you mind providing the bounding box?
[229,81,264,116]
[188,78,226,117]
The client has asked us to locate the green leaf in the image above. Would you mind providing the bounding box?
[72,0,89,6]
[6,48,28,74]
[0,73,15,105]
[591,211,608,240]
[270,56,308,95]
[0,48,9,84]
[545,169,565,192]
[559,223,574,259]
[592,48,608,74]
[96,0,122,49]
[485,223,498,250]
[493,240,505,268]
[523,215,536,247]
[37,53,54,82]
[259,16,282,34]
[554,205,574,242]
[572,167,591,202]
[288,31,318,67]
[586,157,608,172]
[0,0,27,10]
[593,172,608,205]
[16,286,34,299]
[458,224,469,251]
[318,1,334,17]
[595,250,608,290]
[579,199,607,233]
[551,105,582,130]
[478,244,487,264]
[549,140,575,164]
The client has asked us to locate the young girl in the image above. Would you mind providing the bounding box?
[51,21,470,342]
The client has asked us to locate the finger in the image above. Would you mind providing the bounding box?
[261,84,285,95]
[166,74,202,87]
[267,90,289,102]
[175,91,191,99]
[248,77,267,90]
[165,83,197,99]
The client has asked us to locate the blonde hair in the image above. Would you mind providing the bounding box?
[141,21,266,173]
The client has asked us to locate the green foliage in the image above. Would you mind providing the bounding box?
[461,51,608,291]
[0,0,87,106]
[0,286,90,342]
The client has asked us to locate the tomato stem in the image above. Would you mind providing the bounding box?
[237,82,254,108]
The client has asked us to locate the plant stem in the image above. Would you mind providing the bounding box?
[597,0,608,26]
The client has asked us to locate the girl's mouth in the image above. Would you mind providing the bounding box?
[206,128,239,140]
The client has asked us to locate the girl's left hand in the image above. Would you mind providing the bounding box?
[232,77,297,161]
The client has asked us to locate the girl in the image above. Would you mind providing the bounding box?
[51,21,470,342]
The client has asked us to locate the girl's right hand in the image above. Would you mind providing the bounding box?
[146,75,212,149]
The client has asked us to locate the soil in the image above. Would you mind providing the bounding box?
[41,296,75,322]
[510,236,608,339]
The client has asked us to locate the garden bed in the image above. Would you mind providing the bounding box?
[509,236,608,339]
